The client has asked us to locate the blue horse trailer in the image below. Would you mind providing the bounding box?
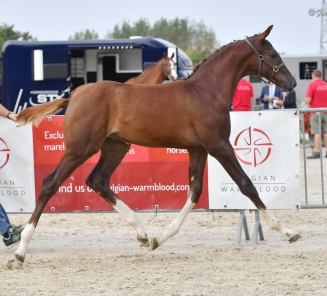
[0,37,193,113]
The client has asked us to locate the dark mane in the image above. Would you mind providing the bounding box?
[128,61,159,79]
[187,33,260,79]
[143,61,159,73]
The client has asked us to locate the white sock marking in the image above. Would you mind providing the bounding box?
[113,199,147,238]
[259,209,295,239]
[15,223,35,258]
[156,192,195,247]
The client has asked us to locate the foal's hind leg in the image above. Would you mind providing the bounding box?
[149,148,208,251]
[208,141,300,243]
[14,148,100,264]
[85,138,149,247]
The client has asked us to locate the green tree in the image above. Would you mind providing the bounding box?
[132,18,152,37]
[105,17,219,65]
[69,29,99,40]
[151,18,192,50]
[186,20,217,65]
[110,22,133,39]
[0,23,36,57]
[185,49,213,66]
[107,18,151,39]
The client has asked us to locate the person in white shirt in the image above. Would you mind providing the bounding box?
[259,82,283,109]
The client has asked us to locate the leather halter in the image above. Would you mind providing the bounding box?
[244,38,285,85]
[162,63,171,76]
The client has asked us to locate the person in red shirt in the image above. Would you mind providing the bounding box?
[306,69,327,159]
[232,78,254,111]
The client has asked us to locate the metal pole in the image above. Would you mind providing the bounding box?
[301,112,309,205]
[318,112,325,204]
[253,210,264,244]
[236,210,249,245]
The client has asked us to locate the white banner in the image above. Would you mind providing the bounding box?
[0,118,35,212]
[208,111,300,210]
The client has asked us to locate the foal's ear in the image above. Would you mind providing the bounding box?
[260,25,273,40]
[163,52,167,58]
[170,52,175,59]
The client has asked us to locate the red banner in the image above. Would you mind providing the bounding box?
[33,116,209,212]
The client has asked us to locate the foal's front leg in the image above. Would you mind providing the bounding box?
[149,148,208,251]
[15,150,95,265]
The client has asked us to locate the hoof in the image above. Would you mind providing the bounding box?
[288,233,301,243]
[14,251,25,265]
[148,237,160,251]
[137,235,149,248]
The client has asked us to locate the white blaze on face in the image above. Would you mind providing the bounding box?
[169,60,178,80]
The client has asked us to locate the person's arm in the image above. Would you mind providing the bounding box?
[249,84,254,110]
[305,83,313,105]
[283,92,296,108]
[259,87,267,104]
[276,96,284,108]
[305,96,312,104]
[278,87,283,100]
[0,104,17,122]
[273,86,282,101]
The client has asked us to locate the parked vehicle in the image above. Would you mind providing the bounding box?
[0,37,193,113]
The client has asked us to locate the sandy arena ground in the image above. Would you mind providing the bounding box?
[0,146,326,296]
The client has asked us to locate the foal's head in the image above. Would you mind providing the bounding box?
[246,25,296,92]
[162,52,178,81]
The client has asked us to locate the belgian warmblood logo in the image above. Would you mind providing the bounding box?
[233,127,272,167]
[0,138,10,169]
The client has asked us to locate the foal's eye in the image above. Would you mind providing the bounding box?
[270,53,277,59]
